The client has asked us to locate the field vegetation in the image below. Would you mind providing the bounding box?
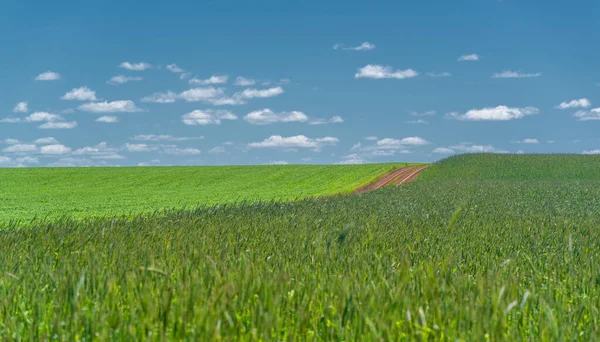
[0,163,401,222]
[0,154,598,340]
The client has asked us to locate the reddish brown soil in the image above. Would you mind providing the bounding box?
[353,165,429,194]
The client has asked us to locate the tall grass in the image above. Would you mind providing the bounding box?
[0,154,598,339]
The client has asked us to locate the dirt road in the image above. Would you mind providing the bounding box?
[353,165,429,194]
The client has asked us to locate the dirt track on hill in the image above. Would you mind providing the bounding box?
[353,165,429,194]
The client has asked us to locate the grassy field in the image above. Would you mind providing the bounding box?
[0,163,402,222]
[1,154,600,340]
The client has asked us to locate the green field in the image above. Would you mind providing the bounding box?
[0,163,402,222]
[1,154,600,340]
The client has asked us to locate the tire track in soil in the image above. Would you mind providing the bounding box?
[353,165,429,194]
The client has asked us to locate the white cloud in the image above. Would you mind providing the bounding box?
[547,140,555,144]
[557,98,591,109]
[334,42,376,51]
[458,54,480,62]
[573,108,600,121]
[450,142,507,153]
[355,65,418,79]
[40,144,71,155]
[309,116,344,125]
[125,143,155,152]
[26,112,62,122]
[432,147,455,154]
[13,101,28,113]
[4,138,20,144]
[339,154,365,164]
[265,160,289,165]
[16,156,39,164]
[365,136,378,141]
[244,109,308,125]
[79,100,142,113]
[234,77,256,86]
[107,75,143,85]
[166,64,184,73]
[73,142,118,156]
[209,146,226,154]
[351,142,362,151]
[141,91,179,103]
[582,150,600,155]
[248,135,339,149]
[96,116,119,123]
[492,70,542,78]
[0,118,21,123]
[407,119,429,124]
[239,87,284,99]
[35,137,58,144]
[61,86,98,101]
[411,110,436,117]
[39,121,77,129]
[61,109,75,114]
[189,75,228,85]
[35,71,61,81]
[448,105,539,121]
[182,109,237,125]
[180,72,192,80]
[131,134,204,142]
[426,72,452,77]
[0,156,12,164]
[2,144,37,153]
[377,137,429,148]
[119,62,151,71]
[179,87,225,102]
[521,138,539,144]
[161,147,201,155]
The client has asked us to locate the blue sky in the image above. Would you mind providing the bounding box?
[1,0,599,167]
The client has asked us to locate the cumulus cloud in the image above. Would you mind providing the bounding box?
[411,110,436,117]
[449,142,507,153]
[426,72,452,77]
[40,144,71,155]
[125,143,155,152]
[377,137,429,148]
[520,138,539,144]
[96,116,119,123]
[61,86,98,101]
[179,88,225,102]
[161,147,201,155]
[248,135,339,150]
[2,144,37,153]
[432,147,455,154]
[39,121,77,129]
[309,116,344,125]
[166,64,184,73]
[182,109,237,125]
[189,75,228,85]
[557,98,591,109]
[209,146,226,154]
[73,142,118,156]
[265,160,289,165]
[492,70,541,78]
[25,112,62,122]
[339,154,365,164]
[407,119,429,124]
[79,100,142,113]
[141,91,179,104]
[131,134,204,142]
[35,71,61,81]
[334,42,376,51]
[458,54,480,62]
[13,101,28,113]
[107,75,143,85]
[234,77,256,86]
[239,87,284,99]
[35,137,58,144]
[448,105,539,121]
[4,138,20,144]
[244,109,308,125]
[573,108,600,121]
[582,150,600,155]
[119,62,151,71]
[355,65,418,79]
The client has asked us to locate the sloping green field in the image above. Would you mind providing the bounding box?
[1,155,600,340]
[0,163,402,222]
